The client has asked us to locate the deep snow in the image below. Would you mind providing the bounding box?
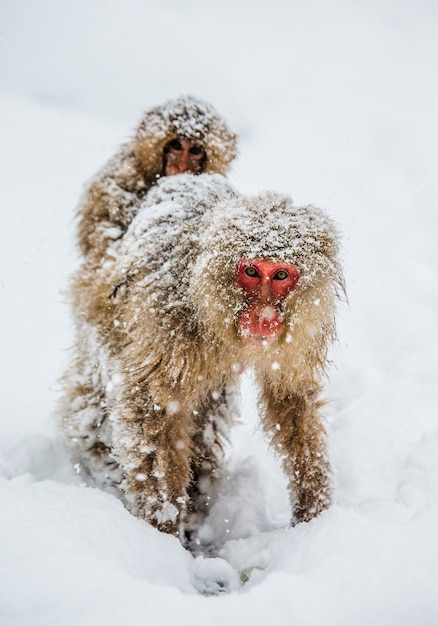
[1,1,438,625]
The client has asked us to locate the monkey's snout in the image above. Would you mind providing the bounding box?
[260,305,279,322]
[239,302,284,345]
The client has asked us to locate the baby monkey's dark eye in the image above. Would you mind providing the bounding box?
[189,145,204,155]
[169,139,183,151]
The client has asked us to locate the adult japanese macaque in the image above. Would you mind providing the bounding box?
[59,174,344,542]
[76,95,237,266]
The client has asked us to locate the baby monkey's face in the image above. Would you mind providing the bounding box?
[163,138,205,176]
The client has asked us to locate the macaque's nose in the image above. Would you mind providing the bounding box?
[176,150,191,173]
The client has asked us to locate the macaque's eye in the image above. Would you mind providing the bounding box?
[169,139,183,151]
[189,145,204,156]
[245,266,260,278]
[274,270,289,280]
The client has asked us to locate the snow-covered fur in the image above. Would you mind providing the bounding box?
[76,95,237,265]
[60,174,344,539]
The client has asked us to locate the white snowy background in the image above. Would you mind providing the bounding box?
[1,1,438,624]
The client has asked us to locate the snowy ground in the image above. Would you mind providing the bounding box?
[1,1,438,625]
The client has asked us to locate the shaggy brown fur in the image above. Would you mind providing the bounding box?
[76,95,237,266]
[59,174,344,541]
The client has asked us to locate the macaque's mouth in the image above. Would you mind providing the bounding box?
[239,306,284,347]
[241,331,280,347]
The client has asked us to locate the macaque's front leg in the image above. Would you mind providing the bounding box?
[184,384,237,547]
[111,390,195,536]
[261,385,332,524]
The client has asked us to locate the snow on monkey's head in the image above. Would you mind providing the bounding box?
[134,95,238,179]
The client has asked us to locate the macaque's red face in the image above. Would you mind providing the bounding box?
[164,138,205,176]
[235,259,300,346]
